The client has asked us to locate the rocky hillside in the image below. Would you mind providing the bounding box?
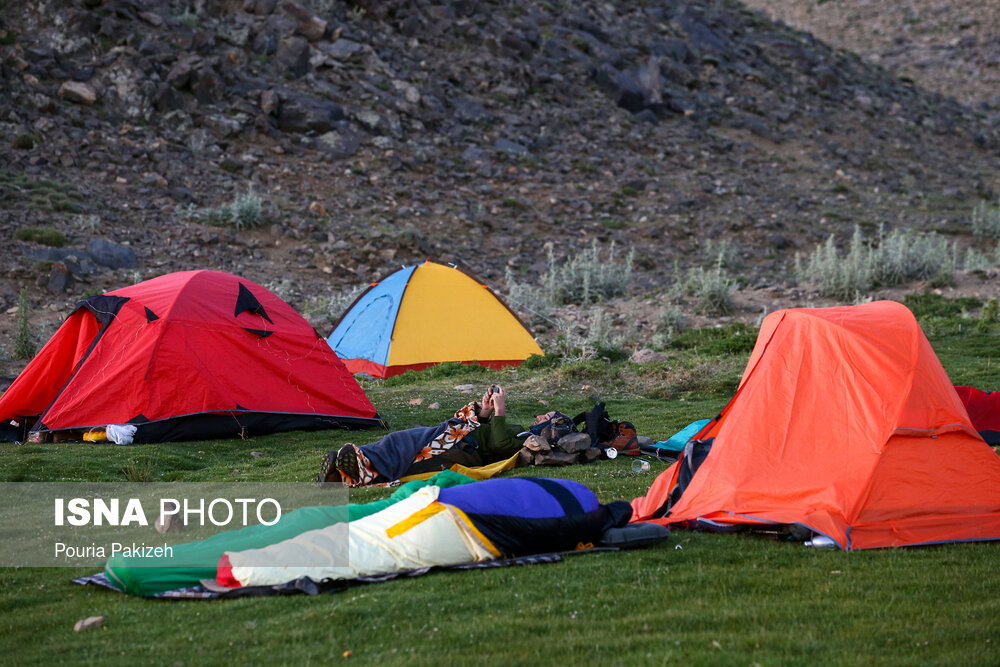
[1,0,999,368]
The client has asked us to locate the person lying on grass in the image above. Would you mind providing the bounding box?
[318,385,528,487]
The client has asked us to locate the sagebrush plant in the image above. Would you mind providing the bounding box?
[505,241,635,323]
[797,225,957,299]
[686,256,734,316]
[548,308,629,363]
[13,288,34,360]
[504,266,555,326]
[539,240,635,306]
[185,188,264,230]
[962,246,998,271]
[324,283,366,323]
[699,238,740,268]
[971,200,1000,242]
[977,297,998,332]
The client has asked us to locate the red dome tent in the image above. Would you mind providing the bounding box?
[631,301,1000,550]
[0,270,382,443]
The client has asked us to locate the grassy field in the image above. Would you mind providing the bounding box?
[1,299,999,665]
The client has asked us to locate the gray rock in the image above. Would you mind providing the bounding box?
[318,38,369,61]
[202,114,242,138]
[453,98,493,125]
[556,432,592,453]
[274,36,311,77]
[217,19,252,47]
[276,91,344,133]
[534,450,579,466]
[315,126,362,158]
[58,81,97,105]
[461,146,489,165]
[493,138,529,157]
[247,0,279,15]
[593,63,646,112]
[523,434,552,453]
[47,262,75,293]
[87,239,138,270]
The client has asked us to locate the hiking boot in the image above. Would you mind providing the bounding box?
[336,443,362,486]
[609,422,640,455]
[317,449,340,485]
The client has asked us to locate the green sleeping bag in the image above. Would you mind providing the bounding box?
[104,471,476,596]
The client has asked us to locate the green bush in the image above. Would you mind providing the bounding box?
[13,133,37,150]
[14,227,66,247]
[504,241,635,330]
[13,289,35,360]
[977,297,998,333]
[684,257,734,316]
[797,225,957,299]
[540,240,635,306]
[521,352,559,369]
[971,200,1000,242]
[185,189,264,230]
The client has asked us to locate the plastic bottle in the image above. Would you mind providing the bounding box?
[804,535,837,549]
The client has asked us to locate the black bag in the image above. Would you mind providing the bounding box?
[529,411,577,445]
[572,402,617,445]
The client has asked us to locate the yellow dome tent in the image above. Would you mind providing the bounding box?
[327,261,543,378]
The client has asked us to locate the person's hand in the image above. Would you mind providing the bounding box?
[477,390,494,420]
[491,385,506,417]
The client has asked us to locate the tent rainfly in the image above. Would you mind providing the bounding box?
[327,261,543,379]
[0,270,382,443]
[631,301,1000,550]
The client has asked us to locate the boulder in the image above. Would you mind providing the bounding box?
[276,92,345,133]
[86,239,137,270]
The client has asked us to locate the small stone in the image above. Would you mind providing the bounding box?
[308,201,327,217]
[74,616,104,632]
[408,398,423,405]
[428,402,441,410]
[630,348,668,364]
[261,89,279,115]
[58,81,97,105]
[523,434,552,453]
[454,384,474,391]
[250,451,264,457]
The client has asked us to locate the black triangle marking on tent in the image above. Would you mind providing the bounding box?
[130,414,150,424]
[144,307,159,323]
[243,328,273,338]
[235,404,248,411]
[235,283,273,324]
[79,294,129,327]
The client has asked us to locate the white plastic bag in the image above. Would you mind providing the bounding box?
[106,424,138,445]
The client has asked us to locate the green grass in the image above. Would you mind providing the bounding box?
[1,320,998,665]
[1,170,86,214]
[14,226,67,247]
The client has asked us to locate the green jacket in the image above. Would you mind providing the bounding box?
[471,415,526,461]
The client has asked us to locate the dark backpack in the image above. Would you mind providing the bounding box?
[572,402,639,454]
[529,411,577,445]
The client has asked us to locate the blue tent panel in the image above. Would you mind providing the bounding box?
[327,265,416,367]
[652,419,712,453]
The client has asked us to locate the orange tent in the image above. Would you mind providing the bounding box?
[631,301,1000,549]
